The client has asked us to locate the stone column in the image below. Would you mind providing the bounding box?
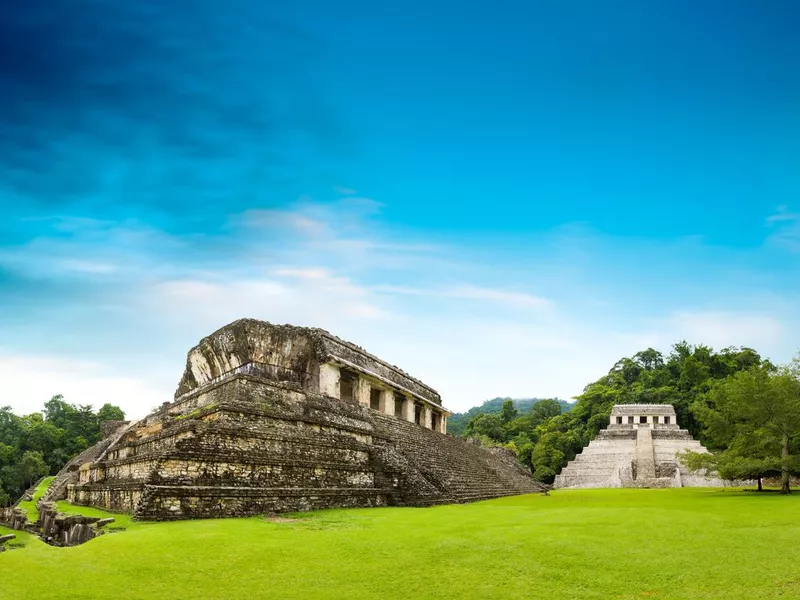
[442,415,448,434]
[381,390,395,415]
[318,363,340,398]
[404,399,415,423]
[354,378,371,408]
[422,406,432,429]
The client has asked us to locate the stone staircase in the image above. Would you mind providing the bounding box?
[371,413,543,505]
[554,424,726,489]
[42,438,116,503]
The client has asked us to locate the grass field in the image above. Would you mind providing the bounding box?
[14,476,55,523]
[1,488,798,599]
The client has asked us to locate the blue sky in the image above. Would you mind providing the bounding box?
[1,0,798,417]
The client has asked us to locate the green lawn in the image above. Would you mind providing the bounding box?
[1,488,797,599]
[14,476,55,523]
[54,501,136,530]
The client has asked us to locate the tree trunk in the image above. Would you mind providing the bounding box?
[757,476,763,492]
[780,433,791,495]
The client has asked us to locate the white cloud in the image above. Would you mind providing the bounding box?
[238,209,328,237]
[449,285,550,309]
[3,198,800,418]
[373,284,550,309]
[148,273,388,335]
[766,205,800,223]
[0,352,165,418]
[58,259,119,275]
[667,311,784,350]
[765,205,800,252]
[334,185,357,195]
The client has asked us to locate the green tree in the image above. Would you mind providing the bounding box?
[530,399,562,425]
[499,400,518,423]
[97,403,126,423]
[529,429,582,483]
[683,357,800,494]
[464,413,506,441]
[17,450,49,490]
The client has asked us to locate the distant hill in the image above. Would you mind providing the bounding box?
[447,397,574,437]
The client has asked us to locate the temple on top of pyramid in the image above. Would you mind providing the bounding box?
[554,403,732,489]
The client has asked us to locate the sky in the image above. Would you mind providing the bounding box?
[1,0,799,418]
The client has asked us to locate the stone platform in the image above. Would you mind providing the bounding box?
[60,319,542,520]
[554,404,727,489]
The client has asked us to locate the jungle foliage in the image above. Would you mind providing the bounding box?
[447,397,573,436]
[681,356,800,493]
[0,395,125,506]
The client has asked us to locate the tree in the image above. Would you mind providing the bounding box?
[530,399,562,425]
[683,358,800,494]
[464,413,506,441]
[529,429,582,483]
[633,348,664,371]
[499,400,518,423]
[17,451,49,489]
[97,403,126,423]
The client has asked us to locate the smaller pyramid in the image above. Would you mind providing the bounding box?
[554,404,726,489]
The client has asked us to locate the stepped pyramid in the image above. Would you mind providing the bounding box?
[59,319,542,520]
[554,404,728,489]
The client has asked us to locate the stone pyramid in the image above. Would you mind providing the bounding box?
[59,319,542,520]
[554,404,727,489]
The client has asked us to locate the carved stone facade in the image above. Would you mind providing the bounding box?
[554,404,733,489]
[63,319,542,519]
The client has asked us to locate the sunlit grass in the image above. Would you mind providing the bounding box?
[2,489,797,600]
[14,476,55,523]
[55,501,135,530]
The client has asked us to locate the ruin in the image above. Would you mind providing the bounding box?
[554,404,729,489]
[59,318,541,520]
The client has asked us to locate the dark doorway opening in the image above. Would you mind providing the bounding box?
[340,369,356,403]
[394,394,404,418]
